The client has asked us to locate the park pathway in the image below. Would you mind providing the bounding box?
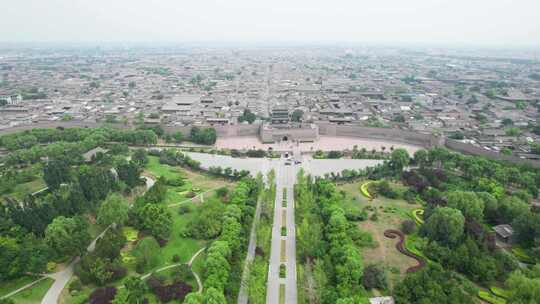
[39,177,155,304]
[266,156,298,304]
[41,226,111,304]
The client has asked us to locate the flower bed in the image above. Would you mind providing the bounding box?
[490,287,510,299]
[478,290,507,304]
[360,181,373,199]
[412,209,424,225]
[122,227,139,242]
[384,229,426,273]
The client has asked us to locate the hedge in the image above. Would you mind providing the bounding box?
[478,291,507,304]
[412,209,424,225]
[511,247,535,264]
[360,181,373,199]
[490,287,510,299]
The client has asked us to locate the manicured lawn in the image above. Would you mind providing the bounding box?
[13,178,46,199]
[155,210,205,268]
[0,276,41,297]
[191,251,206,278]
[145,156,233,206]
[146,156,183,180]
[337,180,422,287]
[10,278,54,304]
[4,178,46,200]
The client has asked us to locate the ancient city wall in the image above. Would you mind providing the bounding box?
[316,123,441,148]
[1,121,539,168]
[0,121,126,135]
[445,139,540,168]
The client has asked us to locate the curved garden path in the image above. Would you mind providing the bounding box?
[139,246,206,293]
[38,177,156,304]
[384,229,426,273]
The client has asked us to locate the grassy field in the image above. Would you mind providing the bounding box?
[0,276,41,298]
[145,156,233,206]
[337,180,422,287]
[154,210,206,268]
[1,178,47,201]
[9,278,54,304]
[11,179,47,199]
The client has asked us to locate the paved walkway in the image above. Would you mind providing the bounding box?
[41,226,111,304]
[139,247,206,293]
[39,177,155,304]
[0,277,48,300]
[266,157,298,304]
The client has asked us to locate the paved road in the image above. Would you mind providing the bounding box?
[185,152,383,178]
[266,157,298,304]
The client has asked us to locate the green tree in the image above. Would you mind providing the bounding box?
[446,191,484,221]
[133,236,160,270]
[183,293,203,304]
[203,287,227,304]
[505,127,521,137]
[132,149,148,167]
[190,127,217,145]
[505,269,540,303]
[512,212,540,247]
[423,207,465,245]
[123,276,147,303]
[45,216,91,258]
[413,149,429,168]
[394,264,474,304]
[142,176,167,204]
[172,131,184,143]
[77,165,115,202]
[97,194,129,227]
[247,258,267,304]
[43,158,71,190]
[116,160,142,189]
[135,204,172,239]
[390,148,410,173]
[238,109,257,124]
[291,109,304,122]
[111,289,129,304]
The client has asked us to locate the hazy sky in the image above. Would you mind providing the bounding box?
[2,0,539,46]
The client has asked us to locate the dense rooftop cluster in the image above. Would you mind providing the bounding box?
[0,46,539,159]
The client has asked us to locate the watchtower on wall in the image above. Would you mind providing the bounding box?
[270,107,290,124]
[260,107,319,144]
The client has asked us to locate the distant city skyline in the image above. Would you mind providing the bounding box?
[2,0,540,47]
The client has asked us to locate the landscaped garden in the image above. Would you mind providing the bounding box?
[337,179,424,288]
[57,149,240,304]
[295,147,540,304]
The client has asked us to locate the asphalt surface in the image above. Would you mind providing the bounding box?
[185,151,383,177]
[266,157,298,304]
